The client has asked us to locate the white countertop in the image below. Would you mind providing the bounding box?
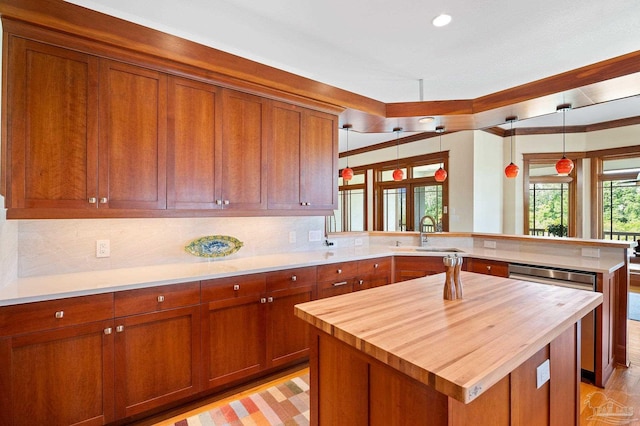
[0,244,625,307]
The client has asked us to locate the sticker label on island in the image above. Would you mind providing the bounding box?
[185,235,243,258]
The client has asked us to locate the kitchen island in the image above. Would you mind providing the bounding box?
[295,271,603,425]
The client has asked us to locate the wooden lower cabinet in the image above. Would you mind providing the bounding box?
[393,256,446,282]
[466,258,509,277]
[114,305,201,418]
[0,294,115,426]
[311,325,579,425]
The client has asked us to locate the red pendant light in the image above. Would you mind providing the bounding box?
[504,115,519,178]
[434,126,447,182]
[392,127,404,181]
[341,124,353,182]
[555,104,574,176]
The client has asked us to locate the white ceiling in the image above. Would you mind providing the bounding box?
[64,0,640,150]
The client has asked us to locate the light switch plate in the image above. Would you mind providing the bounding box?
[536,359,550,389]
[581,247,600,258]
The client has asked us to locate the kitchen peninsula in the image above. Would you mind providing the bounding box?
[295,271,603,425]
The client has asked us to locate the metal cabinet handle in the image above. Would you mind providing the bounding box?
[233,284,240,291]
[116,325,124,333]
[99,197,108,204]
[333,281,348,287]
[300,202,311,206]
[88,197,97,204]
[291,275,297,281]
[157,295,165,302]
[55,311,64,319]
[104,327,112,335]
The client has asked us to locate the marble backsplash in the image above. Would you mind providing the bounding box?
[15,215,328,278]
[0,195,19,286]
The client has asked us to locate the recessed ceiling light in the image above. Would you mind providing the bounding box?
[432,13,452,27]
[419,116,435,123]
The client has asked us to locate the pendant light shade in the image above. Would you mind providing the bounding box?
[555,104,574,176]
[434,126,447,182]
[504,116,519,178]
[392,127,404,181]
[341,124,353,181]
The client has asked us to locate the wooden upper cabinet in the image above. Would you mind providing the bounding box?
[269,101,338,211]
[167,77,221,209]
[99,60,167,210]
[219,89,268,210]
[7,37,99,210]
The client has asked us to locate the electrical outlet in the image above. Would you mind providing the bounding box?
[308,230,322,242]
[354,238,363,246]
[289,231,296,244]
[96,239,110,258]
[536,359,550,389]
[483,240,497,249]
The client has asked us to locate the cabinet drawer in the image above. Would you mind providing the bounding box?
[358,257,391,275]
[317,278,354,299]
[468,258,509,277]
[0,293,114,337]
[114,281,200,317]
[316,261,358,282]
[201,274,266,302]
[266,267,316,292]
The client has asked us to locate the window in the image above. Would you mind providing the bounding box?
[375,154,448,232]
[524,156,577,237]
[594,152,640,241]
[336,170,366,232]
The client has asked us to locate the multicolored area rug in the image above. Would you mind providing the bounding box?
[172,373,310,426]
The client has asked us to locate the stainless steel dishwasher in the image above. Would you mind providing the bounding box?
[508,263,597,380]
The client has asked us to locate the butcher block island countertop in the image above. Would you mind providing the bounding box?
[295,271,603,425]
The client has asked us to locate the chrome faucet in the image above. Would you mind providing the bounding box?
[419,215,436,246]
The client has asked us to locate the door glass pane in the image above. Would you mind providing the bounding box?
[382,187,406,231]
[381,169,406,182]
[337,188,365,232]
[529,183,569,236]
[413,185,443,232]
[602,180,640,241]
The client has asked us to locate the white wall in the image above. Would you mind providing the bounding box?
[473,130,503,233]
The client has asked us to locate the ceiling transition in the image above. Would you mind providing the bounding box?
[64,0,640,151]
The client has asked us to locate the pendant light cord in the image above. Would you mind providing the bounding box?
[510,120,514,163]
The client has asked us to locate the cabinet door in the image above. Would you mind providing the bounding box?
[393,256,446,282]
[467,258,509,277]
[300,109,338,210]
[114,305,201,418]
[268,101,303,209]
[220,89,267,210]
[7,37,99,210]
[269,102,338,211]
[266,284,314,367]
[99,59,167,210]
[167,76,222,209]
[0,321,115,426]
[202,296,266,389]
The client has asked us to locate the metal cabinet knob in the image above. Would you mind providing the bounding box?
[268,297,274,303]
[104,327,112,335]
[291,275,297,281]
[55,311,64,319]
[487,265,492,271]
[233,284,240,291]
[99,197,108,204]
[215,200,223,205]
[374,263,379,268]
[157,295,165,302]
[260,298,267,304]
[223,200,230,205]
[116,325,124,333]
[88,197,97,204]
[337,269,342,274]
[359,280,364,285]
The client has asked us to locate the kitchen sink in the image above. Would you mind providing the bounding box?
[389,246,464,253]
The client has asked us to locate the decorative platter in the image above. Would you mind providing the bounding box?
[185,235,244,258]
